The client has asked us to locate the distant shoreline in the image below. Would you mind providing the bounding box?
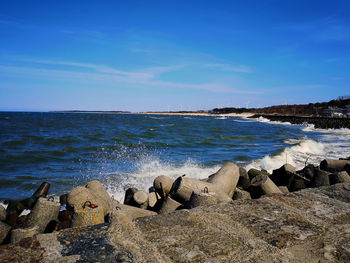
[51,110,255,118]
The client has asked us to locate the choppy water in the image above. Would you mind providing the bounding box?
[1,112,350,202]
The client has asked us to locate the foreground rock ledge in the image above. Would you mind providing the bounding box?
[1,183,350,262]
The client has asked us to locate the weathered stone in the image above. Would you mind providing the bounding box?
[0,204,6,221]
[27,197,60,233]
[10,226,39,244]
[0,221,11,244]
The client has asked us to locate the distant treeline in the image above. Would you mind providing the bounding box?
[212,98,350,116]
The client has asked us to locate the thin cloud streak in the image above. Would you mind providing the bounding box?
[204,63,252,73]
[0,62,259,95]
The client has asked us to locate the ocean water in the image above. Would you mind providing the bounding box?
[1,112,350,202]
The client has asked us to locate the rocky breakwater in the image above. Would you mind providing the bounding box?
[1,159,350,262]
[250,114,350,129]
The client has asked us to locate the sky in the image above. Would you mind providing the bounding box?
[0,0,350,112]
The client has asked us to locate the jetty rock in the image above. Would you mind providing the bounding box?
[1,183,350,262]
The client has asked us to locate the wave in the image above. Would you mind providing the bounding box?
[245,118,350,173]
[244,139,326,173]
[103,157,220,203]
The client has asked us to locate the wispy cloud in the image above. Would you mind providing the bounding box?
[0,58,258,94]
[204,63,252,73]
[280,17,350,42]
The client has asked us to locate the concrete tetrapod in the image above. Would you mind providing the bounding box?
[188,190,232,208]
[311,168,331,188]
[133,190,149,210]
[86,180,113,214]
[71,205,105,227]
[329,171,350,185]
[112,202,157,223]
[153,175,174,197]
[158,196,182,214]
[207,162,240,198]
[250,173,282,198]
[169,176,218,204]
[27,197,60,233]
[233,188,252,200]
[320,159,350,173]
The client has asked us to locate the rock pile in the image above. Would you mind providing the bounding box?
[1,158,350,251]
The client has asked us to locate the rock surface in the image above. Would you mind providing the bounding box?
[1,183,350,262]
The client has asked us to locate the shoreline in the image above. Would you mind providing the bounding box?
[251,114,350,129]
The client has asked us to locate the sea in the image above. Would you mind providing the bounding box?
[1,112,350,203]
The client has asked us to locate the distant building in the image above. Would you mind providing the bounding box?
[323,106,346,118]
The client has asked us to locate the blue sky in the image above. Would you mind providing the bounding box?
[0,0,349,111]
